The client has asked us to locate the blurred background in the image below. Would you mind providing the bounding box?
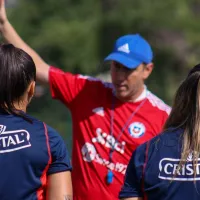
[4,0,200,155]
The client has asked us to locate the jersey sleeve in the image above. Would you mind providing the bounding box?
[119,144,146,199]
[163,105,171,124]
[46,125,72,175]
[49,66,109,110]
[49,66,88,108]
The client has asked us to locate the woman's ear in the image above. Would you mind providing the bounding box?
[27,81,35,103]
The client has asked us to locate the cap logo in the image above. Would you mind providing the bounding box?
[117,43,130,54]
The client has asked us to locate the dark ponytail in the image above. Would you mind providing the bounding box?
[0,44,36,122]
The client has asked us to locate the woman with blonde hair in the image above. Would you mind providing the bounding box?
[119,64,200,200]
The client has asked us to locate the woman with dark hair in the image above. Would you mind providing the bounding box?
[0,44,72,200]
[119,64,200,200]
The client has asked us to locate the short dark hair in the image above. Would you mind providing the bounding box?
[0,44,36,122]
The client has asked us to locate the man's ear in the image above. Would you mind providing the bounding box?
[143,63,154,80]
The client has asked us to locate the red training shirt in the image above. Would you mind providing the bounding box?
[49,66,171,200]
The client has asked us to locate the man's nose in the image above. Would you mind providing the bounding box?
[115,68,127,80]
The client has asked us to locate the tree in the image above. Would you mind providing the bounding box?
[4,0,200,152]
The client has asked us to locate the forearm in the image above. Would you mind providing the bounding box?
[63,195,73,200]
[120,197,143,200]
[46,171,73,200]
[0,20,49,84]
[1,20,36,57]
[48,194,73,200]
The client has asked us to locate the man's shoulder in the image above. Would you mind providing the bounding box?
[50,66,114,89]
[77,74,113,89]
[146,91,171,115]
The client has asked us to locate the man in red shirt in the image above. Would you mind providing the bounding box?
[0,1,170,199]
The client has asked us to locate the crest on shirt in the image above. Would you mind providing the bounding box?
[128,122,146,138]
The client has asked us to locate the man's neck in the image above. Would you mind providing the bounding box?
[134,86,147,102]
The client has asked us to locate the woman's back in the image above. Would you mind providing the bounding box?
[120,128,200,200]
[0,110,71,200]
[0,44,72,199]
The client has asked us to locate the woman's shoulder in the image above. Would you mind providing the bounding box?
[136,128,183,156]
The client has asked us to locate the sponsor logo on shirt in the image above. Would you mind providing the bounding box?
[159,153,200,181]
[81,142,127,174]
[82,143,97,162]
[81,128,127,175]
[0,125,31,153]
[92,128,126,154]
[128,122,146,138]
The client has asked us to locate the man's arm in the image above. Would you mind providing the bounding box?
[46,171,73,200]
[0,0,49,84]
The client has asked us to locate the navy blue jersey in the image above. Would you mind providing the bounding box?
[119,128,200,200]
[0,110,71,200]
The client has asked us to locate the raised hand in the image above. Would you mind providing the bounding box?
[0,0,7,26]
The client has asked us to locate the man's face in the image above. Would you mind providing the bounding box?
[110,61,153,101]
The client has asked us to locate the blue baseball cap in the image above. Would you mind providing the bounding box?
[104,34,153,69]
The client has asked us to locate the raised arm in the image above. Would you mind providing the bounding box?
[0,0,49,84]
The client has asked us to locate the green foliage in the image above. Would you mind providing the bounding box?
[4,0,200,152]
